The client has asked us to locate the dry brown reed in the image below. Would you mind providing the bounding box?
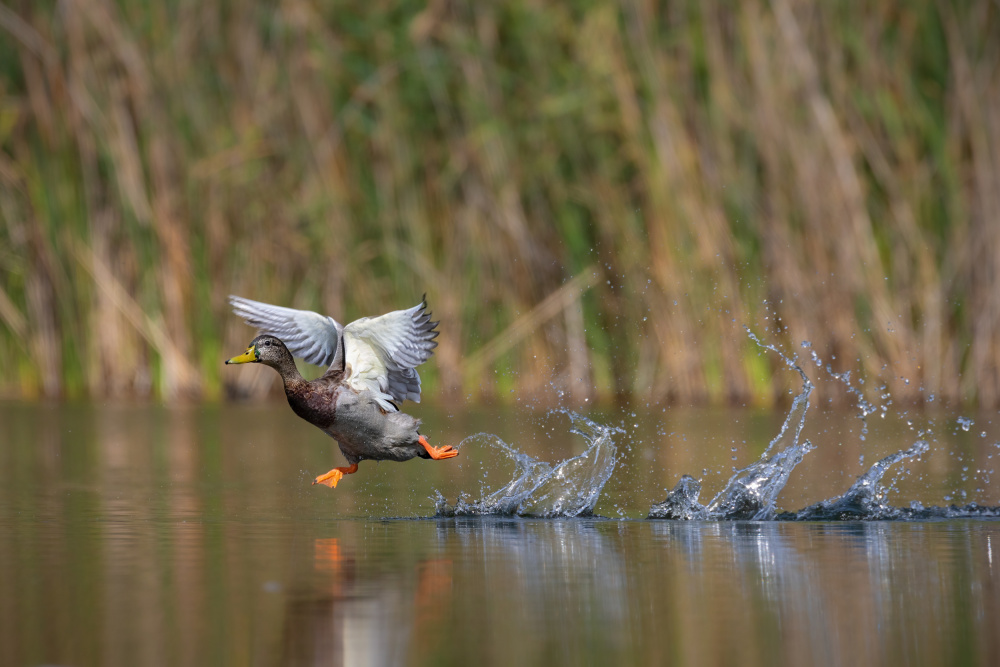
[0,0,998,408]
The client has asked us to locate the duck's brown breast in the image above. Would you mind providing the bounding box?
[284,379,341,430]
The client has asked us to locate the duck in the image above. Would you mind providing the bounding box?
[224,296,457,488]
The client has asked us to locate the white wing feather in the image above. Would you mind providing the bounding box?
[343,301,439,410]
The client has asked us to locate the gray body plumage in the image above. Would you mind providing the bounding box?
[315,388,426,465]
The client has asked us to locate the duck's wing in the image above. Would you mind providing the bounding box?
[343,299,438,411]
[229,295,343,368]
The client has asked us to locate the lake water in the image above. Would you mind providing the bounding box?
[1,397,998,666]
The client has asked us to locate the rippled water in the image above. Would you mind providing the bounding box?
[1,378,999,665]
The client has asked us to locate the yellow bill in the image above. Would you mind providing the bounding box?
[225,345,258,365]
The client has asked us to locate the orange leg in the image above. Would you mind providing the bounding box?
[419,435,458,460]
[313,463,359,488]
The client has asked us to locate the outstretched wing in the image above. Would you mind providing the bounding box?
[343,299,439,410]
[229,295,343,368]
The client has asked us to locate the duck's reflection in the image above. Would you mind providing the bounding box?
[281,520,631,666]
[282,538,452,667]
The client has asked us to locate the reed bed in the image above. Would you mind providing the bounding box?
[0,0,998,408]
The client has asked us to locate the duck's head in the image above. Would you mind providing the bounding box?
[225,334,292,368]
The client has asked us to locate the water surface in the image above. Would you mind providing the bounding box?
[1,401,998,666]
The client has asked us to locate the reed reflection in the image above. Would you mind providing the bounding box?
[97,406,205,667]
[646,521,1000,667]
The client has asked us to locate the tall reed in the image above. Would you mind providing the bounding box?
[0,1,997,408]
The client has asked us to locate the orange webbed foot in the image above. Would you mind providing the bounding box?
[419,435,458,460]
[313,463,359,488]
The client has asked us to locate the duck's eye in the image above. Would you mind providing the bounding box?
[263,340,271,347]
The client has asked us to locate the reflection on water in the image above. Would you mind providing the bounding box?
[283,537,452,666]
[1,401,999,665]
[2,511,998,665]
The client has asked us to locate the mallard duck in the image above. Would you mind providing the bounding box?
[225,296,457,488]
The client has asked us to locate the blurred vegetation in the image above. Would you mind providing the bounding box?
[0,0,998,407]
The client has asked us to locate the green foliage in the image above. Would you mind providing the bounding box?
[0,0,998,406]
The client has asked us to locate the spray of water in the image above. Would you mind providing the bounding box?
[653,330,1000,520]
[433,329,998,520]
[791,441,930,520]
[650,329,816,520]
[434,413,618,518]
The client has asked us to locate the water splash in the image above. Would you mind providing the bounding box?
[433,330,998,522]
[704,337,815,520]
[650,330,817,520]
[648,329,1000,521]
[705,438,816,520]
[648,475,706,520]
[435,413,618,518]
[789,441,930,520]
